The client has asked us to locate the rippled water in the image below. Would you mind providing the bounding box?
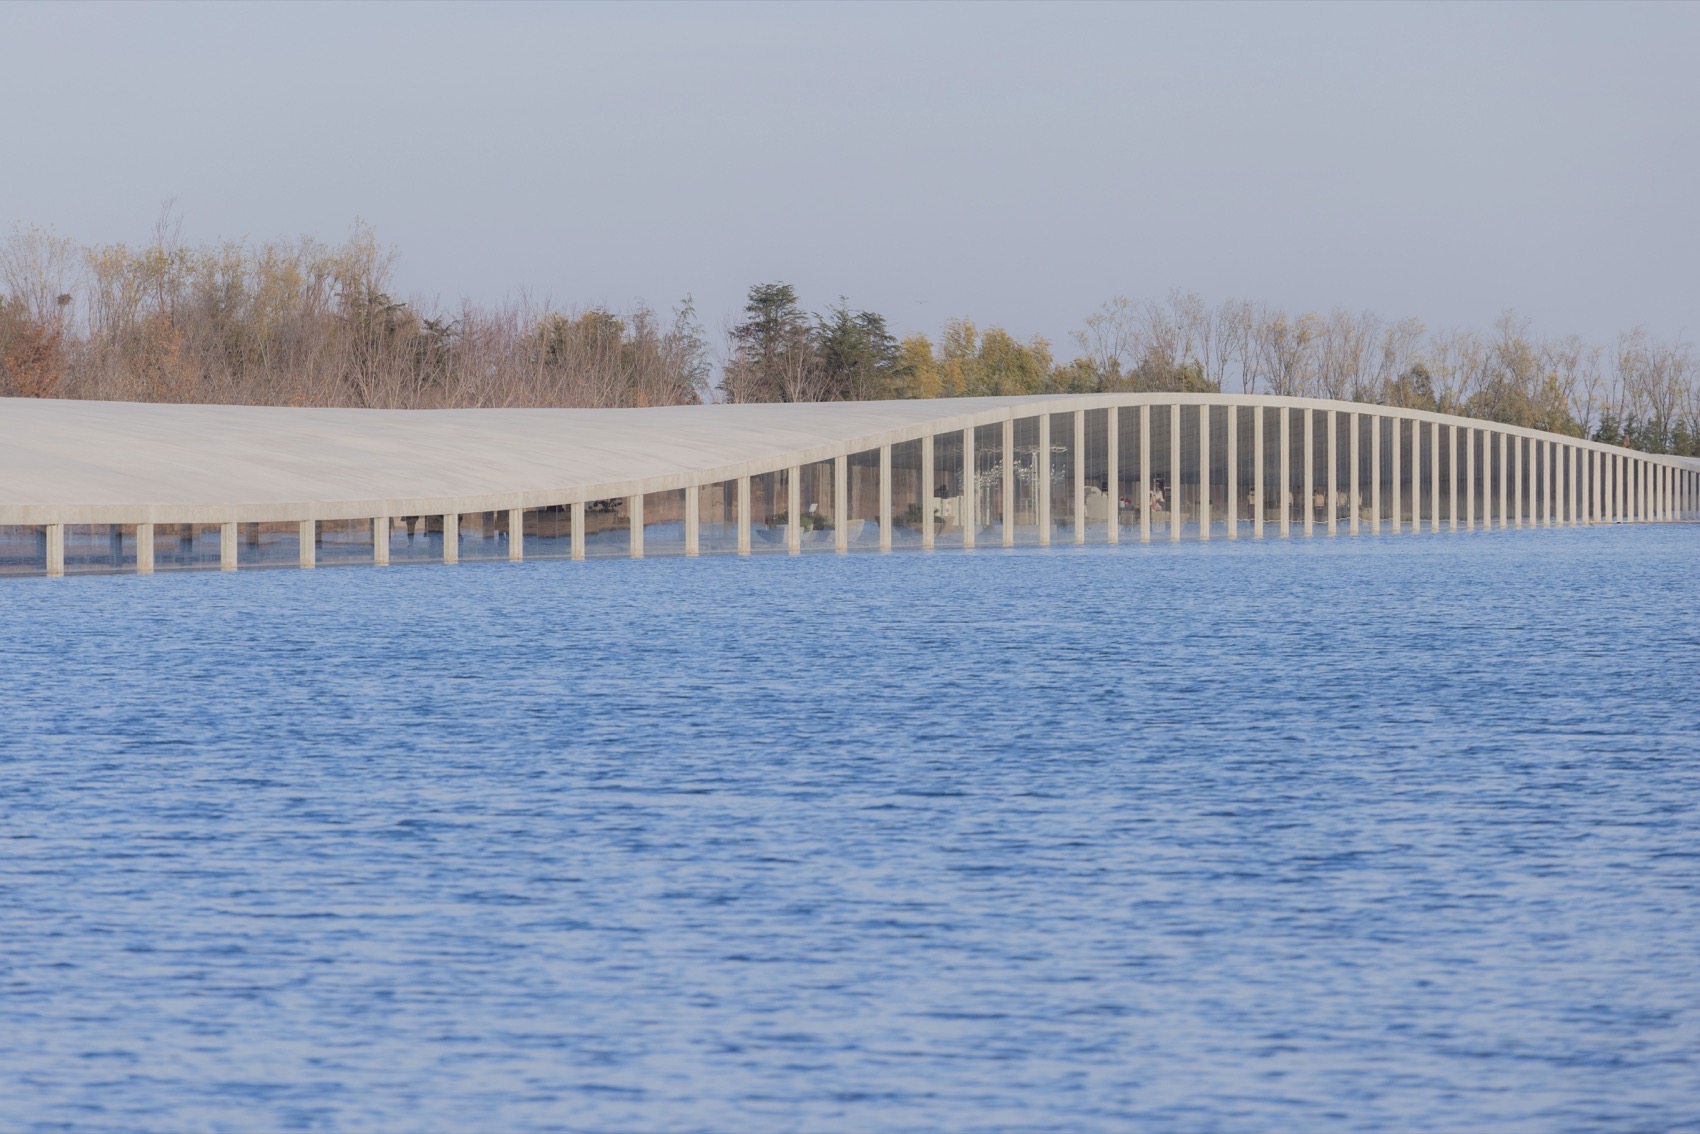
[3,527,1698,1132]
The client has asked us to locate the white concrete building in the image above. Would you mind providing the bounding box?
[2,393,1696,576]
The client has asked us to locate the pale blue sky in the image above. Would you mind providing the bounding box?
[2,0,1695,352]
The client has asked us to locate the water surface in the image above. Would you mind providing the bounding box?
[2,527,1698,1131]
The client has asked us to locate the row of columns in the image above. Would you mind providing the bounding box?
[32,410,1699,575]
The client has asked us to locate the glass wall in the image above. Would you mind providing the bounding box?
[1010,417,1042,544]
[932,431,966,549]
[63,524,136,574]
[642,489,687,556]
[846,449,881,550]
[147,523,222,569]
[696,482,738,554]
[1116,408,1141,534]
[0,525,46,575]
[889,439,924,548]
[1082,409,1111,539]
[390,515,446,563]
[237,521,302,568]
[455,511,509,562]
[1048,413,1076,542]
[791,460,835,552]
[522,506,574,559]
[1149,406,1174,537]
[750,469,789,553]
[974,423,1005,544]
[582,498,630,558]
[1234,406,1255,534]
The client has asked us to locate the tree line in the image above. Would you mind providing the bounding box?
[3,220,1696,454]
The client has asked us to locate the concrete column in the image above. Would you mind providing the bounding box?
[963,427,978,548]
[1481,433,1493,530]
[1326,410,1338,535]
[1570,446,1580,525]
[1349,411,1361,535]
[1226,405,1238,541]
[1389,416,1401,534]
[1546,440,1556,525]
[685,487,700,557]
[572,500,586,560]
[1303,407,1314,536]
[46,523,64,577]
[1105,408,1118,544]
[1169,403,1181,543]
[508,508,524,561]
[443,514,458,564]
[1139,405,1151,544]
[788,466,803,555]
[879,445,892,552]
[1616,453,1625,521]
[1002,418,1015,548]
[921,436,935,551]
[1038,414,1052,546]
[1254,405,1266,539]
[1199,404,1211,542]
[834,455,849,553]
[1430,420,1441,533]
[1279,406,1292,538]
[1073,409,1086,545]
[374,517,390,565]
[628,495,644,558]
[1449,426,1460,532]
[296,520,313,568]
[220,522,238,570]
[737,477,752,555]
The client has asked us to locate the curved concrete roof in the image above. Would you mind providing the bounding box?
[2,393,1694,525]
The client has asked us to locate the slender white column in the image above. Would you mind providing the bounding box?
[1105,408,1118,544]
[372,516,390,565]
[1430,420,1440,533]
[879,444,893,552]
[1546,440,1556,525]
[45,523,64,577]
[1349,411,1360,535]
[1139,405,1151,544]
[1072,410,1086,545]
[1226,406,1238,540]
[963,427,978,548]
[220,521,238,570]
[738,477,753,554]
[1589,450,1598,522]
[1002,418,1016,548]
[834,455,849,553]
[442,514,458,564]
[1570,446,1579,525]
[134,524,154,573]
[684,491,699,557]
[1371,415,1383,533]
[295,520,313,568]
[1038,415,1052,547]
[741,476,754,554]
[1616,453,1625,521]
[1303,408,1314,536]
[629,495,644,558]
[1279,406,1292,538]
[1199,404,1211,542]
[1481,433,1493,529]
[1390,416,1401,534]
[571,501,586,559]
[1449,426,1460,531]
[1254,405,1266,539]
[787,467,802,554]
[507,508,523,561]
[1169,404,1181,543]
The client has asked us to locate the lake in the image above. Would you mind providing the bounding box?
[2,526,1697,1131]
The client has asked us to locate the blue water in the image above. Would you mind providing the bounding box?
[3,527,1698,1132]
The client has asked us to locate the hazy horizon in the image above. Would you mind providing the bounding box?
[3,0,1696,353]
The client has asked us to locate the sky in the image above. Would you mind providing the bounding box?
[2,0,1696,355]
